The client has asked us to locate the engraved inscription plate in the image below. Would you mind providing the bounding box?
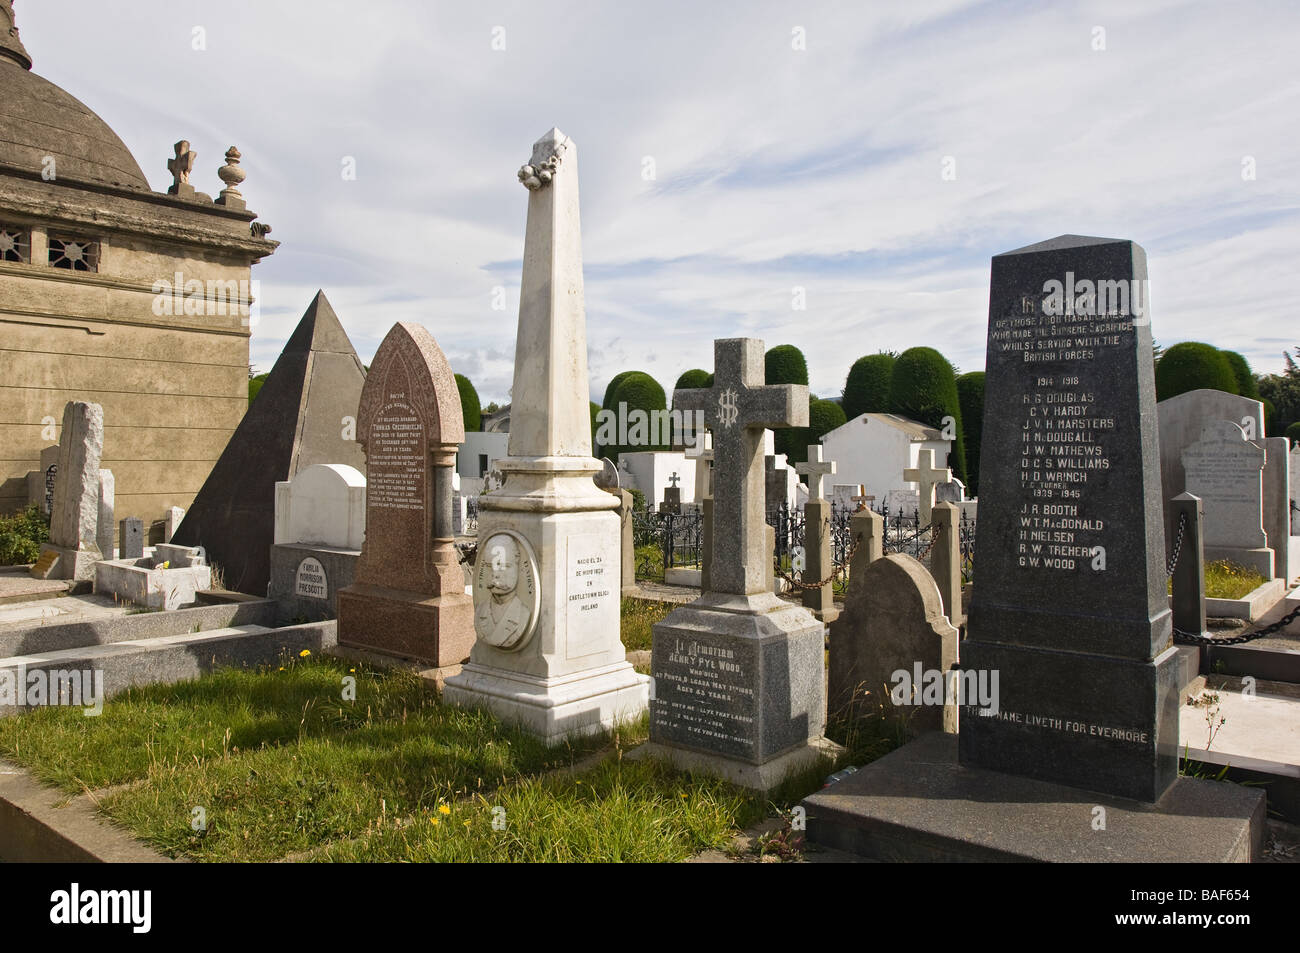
[566,534,616,659]
[295,557,328,599]
[650,632,758,761]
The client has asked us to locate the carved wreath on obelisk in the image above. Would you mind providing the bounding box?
[517,137,568,191]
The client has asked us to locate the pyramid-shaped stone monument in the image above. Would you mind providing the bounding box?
[171,291,367,594]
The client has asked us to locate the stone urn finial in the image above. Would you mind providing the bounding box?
[215,146,247,209]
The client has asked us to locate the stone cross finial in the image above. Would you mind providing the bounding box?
[167,140,196,194]
[795,444,836,499]
[215,146,247,209]
[668,471,680,488]
[904,448,951,526]
[673,338,808,595]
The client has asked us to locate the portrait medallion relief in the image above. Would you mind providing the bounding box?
[473,531,540,651]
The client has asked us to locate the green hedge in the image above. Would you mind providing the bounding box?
[1155,342,1237,401]
[888,347,967,484]
[0,504,50,566]
[842,353,895,420]
[455,374,481,432]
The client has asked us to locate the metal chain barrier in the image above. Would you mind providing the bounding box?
[1165,512,1186,578]
[1173,602,1300,646]
[774,531,864,591]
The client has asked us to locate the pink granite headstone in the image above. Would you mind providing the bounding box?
[336,322,472,665]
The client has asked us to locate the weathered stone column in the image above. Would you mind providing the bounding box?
[930,501,962,627]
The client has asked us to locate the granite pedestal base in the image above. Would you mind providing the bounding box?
[959,640,1182,802]
[803,732,1265,862]
[648,592,829,789]
[629,736,842,793]
[336,584,473,667]
[34,544,99,582]
[442,660,649,744]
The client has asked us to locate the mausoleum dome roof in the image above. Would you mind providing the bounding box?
[0,50,150,191]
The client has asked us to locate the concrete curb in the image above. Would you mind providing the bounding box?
[0,760,174,863]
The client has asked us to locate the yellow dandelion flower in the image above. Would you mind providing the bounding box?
[299,649,311,658]
[438,804,451,815]
[431,817,440,826]
[463,821,471,828]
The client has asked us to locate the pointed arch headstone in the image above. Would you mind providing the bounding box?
[337,322,473,665]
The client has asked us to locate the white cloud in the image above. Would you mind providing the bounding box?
[19,0,1300,405]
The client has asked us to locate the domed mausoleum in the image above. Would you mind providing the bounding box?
[0,0,277,527]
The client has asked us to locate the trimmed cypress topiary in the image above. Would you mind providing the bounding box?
[887,347,967,485]
[842,353,896,420]
[956,371,985,496]
[1154,342,1238,401]
[675,369,713,391]
[1220,350,1260,399]
[611,371,669,458]
[455,373,481,432]
[765,345,809,461]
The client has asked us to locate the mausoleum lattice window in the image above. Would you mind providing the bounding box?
[0,226,29,263]
[48,235,100,272]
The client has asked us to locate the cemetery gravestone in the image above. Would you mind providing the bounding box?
[336,323,473,665]
[164,507,185,543]
[1261,436,1291,582]
[795,445,837,620]
[35,401,105,580]
[662,471,681,515]
[119,517,144,560]
[96,470,115,560]
[270,463,367,621]
[1292,444,1300,535]
[828,553,958,734]
[903,449,950,528]
[642,336,836,790]
[960,235,1179,802]
[1157,388,1264,552]
[1181,420,1272,579]
[444,129,648,739]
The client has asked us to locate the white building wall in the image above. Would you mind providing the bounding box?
[456,432,511,485]
[819,416,954,513]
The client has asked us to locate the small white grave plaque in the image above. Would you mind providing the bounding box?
[295,557,329,599]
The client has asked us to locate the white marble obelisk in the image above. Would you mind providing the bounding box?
[443,129,649,741]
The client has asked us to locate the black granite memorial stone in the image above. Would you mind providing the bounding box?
[958,235,1179,803]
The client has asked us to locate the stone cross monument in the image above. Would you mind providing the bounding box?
[443,129,648,740]
[638,337,838,790]
[904,448,951,527]
[796,444,837,620]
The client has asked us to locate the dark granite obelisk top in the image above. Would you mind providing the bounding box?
[970,235,1170,658]
[959,235,1180,803]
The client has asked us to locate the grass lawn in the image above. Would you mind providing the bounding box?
[0,643,901,862]
[1166,559,1267,601]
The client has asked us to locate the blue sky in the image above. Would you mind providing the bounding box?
[20,0,1300,404]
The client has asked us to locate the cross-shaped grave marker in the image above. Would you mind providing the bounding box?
[673,338,808,595]
[903,448,951,527]
[167,140,197,195]
[795,445,836,500]
[668,471,680,488]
